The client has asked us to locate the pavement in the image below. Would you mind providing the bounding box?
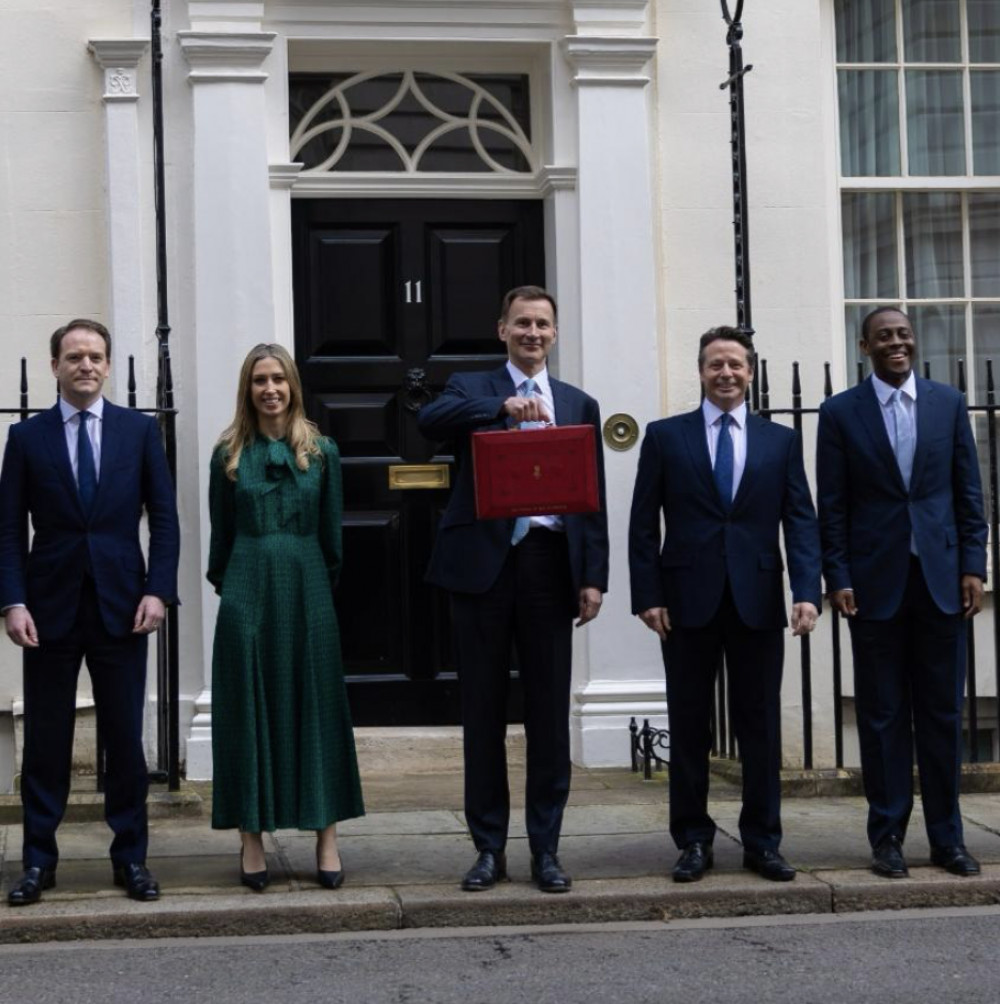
[2,766,1000,943]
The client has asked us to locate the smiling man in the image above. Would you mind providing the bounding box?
[417,286,609,894]
[0,319,179,906]
[817,307,987,880]
[629,326,821,883]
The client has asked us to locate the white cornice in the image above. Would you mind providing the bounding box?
[88,39,151,102]
[571,0,649,37]
[563,35,657,86]
[269,163,304,190]
[88,39,151,67]
[178,31,277,83]
[285,165,575,199]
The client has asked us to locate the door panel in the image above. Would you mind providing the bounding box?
[293,198,545,725]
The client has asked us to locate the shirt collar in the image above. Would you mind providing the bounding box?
[507,361,550,397]
[702,397,746,430]
[872,371,917,405]
[59,396,105,424]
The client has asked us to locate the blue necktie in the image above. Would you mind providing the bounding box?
[511,378,543,546]
[77,410,98,513]
[890,389,915,491]
[714,412,734,508]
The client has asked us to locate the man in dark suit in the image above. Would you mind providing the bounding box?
[817,307,987,879]
[0,319,180,905]
[417,286,609,894]
[629,326,821,883]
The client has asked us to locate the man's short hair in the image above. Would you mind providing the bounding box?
[860,306,910,343]
[500,286,558,323]
[50,319,112,360]
[697,326,755,369]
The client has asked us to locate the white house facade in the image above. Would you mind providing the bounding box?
[1,0,997,786]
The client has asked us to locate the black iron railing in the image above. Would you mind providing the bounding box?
[0,357,180,790]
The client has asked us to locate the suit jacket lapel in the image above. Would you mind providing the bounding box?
[550,378,575,426]
[855,379,907,493]
[41,404,81,511]
[94,400,120,515]
[911,377,934,489]
[732,412,763,511]
[680,409,718,503]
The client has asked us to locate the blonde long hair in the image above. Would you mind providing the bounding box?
[217,343,322,480]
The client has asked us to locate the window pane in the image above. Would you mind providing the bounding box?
[971,72,1000,176]
[842,192,898,298]
[973,304,1000,401]
[836,0,897,62]
[839,70,901,176]
[970,194,1000,297]
[969,0,1000,63]
[845,304,876,382]
[904,192,963,297]
[906,70,965,175]
[903,0,961,62]
[909,304,965,385]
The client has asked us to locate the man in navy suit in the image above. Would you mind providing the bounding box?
[817,307,986,879]
[418,286,609,894]
[629,326,821,883]
[0,319,180,905]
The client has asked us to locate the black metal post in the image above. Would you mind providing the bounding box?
[151,0,180,792]
[720,0,756,410]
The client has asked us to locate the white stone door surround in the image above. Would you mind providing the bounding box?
[173,0,664,775]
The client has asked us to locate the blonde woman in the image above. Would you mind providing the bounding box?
[208,344,364,891]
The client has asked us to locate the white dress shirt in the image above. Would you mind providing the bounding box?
[60,395,104,484]
[871,370,917,458]
[702,398,748,501]
[506,361,563,532]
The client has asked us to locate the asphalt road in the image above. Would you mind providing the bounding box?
[3,907,999,1004]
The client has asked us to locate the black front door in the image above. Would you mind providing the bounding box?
[292,198,545,725]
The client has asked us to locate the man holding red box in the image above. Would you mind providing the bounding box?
[418,286,609,894]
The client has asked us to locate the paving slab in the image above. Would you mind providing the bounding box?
[820,864,1000,913]
[397,873,832,929]
[275,833,475,888]
[338,809,467,837]
[0,888,402,944]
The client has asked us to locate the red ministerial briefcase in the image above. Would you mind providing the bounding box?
[471,424,600,520]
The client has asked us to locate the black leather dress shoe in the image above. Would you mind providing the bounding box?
[871,836,908,878]
[461,850,507,892]
[7,866,55,907]
[531,852,571,893]
[931,844,981,876]
[113,863,160,902]
[743,848,796,882]
[672,842,713,883]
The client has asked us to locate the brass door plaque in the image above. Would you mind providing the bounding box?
[387,463,451,490]
[603,413,639,452]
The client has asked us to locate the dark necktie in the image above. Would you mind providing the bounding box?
[714,412,734,508]
[77,410,98,513]
[511,378,542,546]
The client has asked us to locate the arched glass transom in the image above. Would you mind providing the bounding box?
[289,71,536,174]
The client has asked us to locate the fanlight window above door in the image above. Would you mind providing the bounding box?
[289,71,536,174]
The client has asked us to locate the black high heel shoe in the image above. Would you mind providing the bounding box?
[240,846,269,892]
[316,848,344,889]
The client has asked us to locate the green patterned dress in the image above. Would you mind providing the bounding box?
[207,436,364,831]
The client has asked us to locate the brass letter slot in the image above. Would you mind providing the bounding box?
[387,463,451,490]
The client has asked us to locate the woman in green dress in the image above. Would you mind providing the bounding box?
[208,343,364,891]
